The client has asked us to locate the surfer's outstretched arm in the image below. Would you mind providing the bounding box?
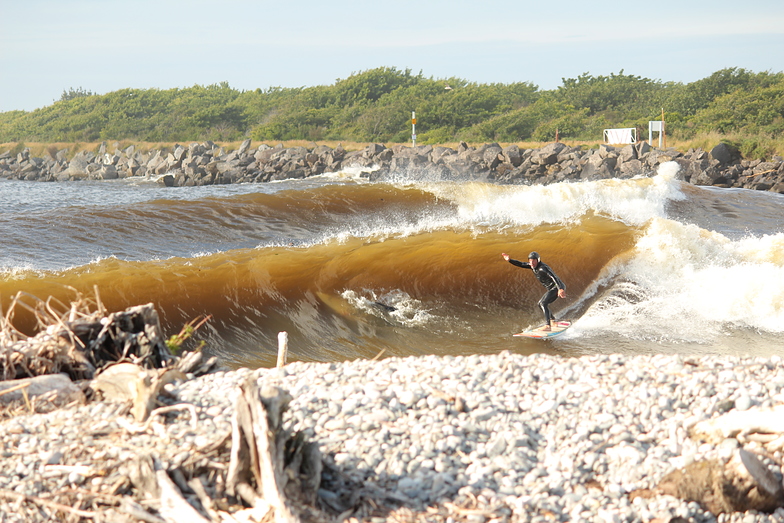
[501,253,530,269]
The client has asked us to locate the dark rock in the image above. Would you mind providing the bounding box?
[98,165,118,180]
[692,164,727,186]
[710,142,741,165]
[502,145,522,167]
[173,144,186,161]
[237,139,252,156]
[431,146,455,163]
[619,159,643,177]
[0,140,779,190]
[67,153,90,178]
[364,143,386,156]
[531,142,567,165]
[579,160,614,180]
[618,144,637,163]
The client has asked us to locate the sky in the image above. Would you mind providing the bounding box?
[1,0,783,113]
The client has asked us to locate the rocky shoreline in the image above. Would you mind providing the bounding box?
[2,139,784,192]
[3,351,784,522]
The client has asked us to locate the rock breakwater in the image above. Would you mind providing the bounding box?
[2,140,784,192]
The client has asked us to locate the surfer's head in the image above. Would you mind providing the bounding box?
[528,251,540,267]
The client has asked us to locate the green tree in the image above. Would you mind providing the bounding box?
[1,68,783,145]
[59,86,96,102]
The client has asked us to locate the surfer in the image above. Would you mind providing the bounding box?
[502,251,566,331]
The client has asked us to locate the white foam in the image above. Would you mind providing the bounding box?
[573,217,784,339]
[341,289,434,327]
[424,161,686,228]
[288,162,687,250]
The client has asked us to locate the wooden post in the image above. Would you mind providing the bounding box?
[411,111,417,147]
[276,332,288,368]
[661,107,666,149]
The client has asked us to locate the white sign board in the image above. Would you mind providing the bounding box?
[603,128,637,144]
[649,120,664,147]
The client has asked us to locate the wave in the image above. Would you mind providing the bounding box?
[2,163,783,366]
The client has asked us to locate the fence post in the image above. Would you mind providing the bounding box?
[276,331,288,368]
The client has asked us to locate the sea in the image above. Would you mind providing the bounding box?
[1,161,783,369]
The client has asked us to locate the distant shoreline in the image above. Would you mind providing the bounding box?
[1,139,782,193]
[1,137,779,161]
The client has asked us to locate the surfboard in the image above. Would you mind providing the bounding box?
[514,320,572,339]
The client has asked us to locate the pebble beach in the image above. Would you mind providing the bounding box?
[3,351,784,522]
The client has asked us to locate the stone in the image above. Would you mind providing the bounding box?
[502,145,523,167]
[531,142,567,165]
[98,165,118,180]
[67,153,90,176]
[710,142,741,165]
[237,139,252,156]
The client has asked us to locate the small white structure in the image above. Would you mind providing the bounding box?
[648,120,664,147]
[603,128,637,144]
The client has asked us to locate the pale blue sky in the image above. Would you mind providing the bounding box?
[1,0,783,112]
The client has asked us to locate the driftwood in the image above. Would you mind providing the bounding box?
[691,404,784,445]
[0,290,176,381]
[92,363,187,422]
[0,293,338,521]
[0,373,84,406]
[0,373,86,418]
[649,448,784,514]
[0,290,217,420]
[116,381,327,523]
[226,378,323,523]
[631,404,784,515]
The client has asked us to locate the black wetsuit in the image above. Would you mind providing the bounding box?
[507,258,566,324]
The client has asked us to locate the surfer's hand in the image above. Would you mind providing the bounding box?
[502,253,509,261]
[558,289,566,299]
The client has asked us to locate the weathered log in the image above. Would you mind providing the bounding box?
[1,296,176,381]
[227,379,298,523]
[0,373,83,406]
[156,469,212,523]
[691,405,784,442]
[91,363,187,422]
[118,380,325,523]
[226,378,325,523]
[653,448,784,515]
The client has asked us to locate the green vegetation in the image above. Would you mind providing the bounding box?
[1,67,783,159]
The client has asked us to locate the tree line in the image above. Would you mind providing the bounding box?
[1,67,782,158]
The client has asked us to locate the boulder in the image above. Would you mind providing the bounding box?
[429,147,452,163]
[363,143,386,156]
[692,165,727,186]
[635,141,652,157]
[237,139,252,156]
[579,160,614,180]
[67,152,90,177]
[598,144,618,159]
[502,145,522,167]
[618,144,637,163]
[530,142,567,165]
[98,165,119,180]
[619,159,643,177]
[710,142,741,165]
[173,144,187,161]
